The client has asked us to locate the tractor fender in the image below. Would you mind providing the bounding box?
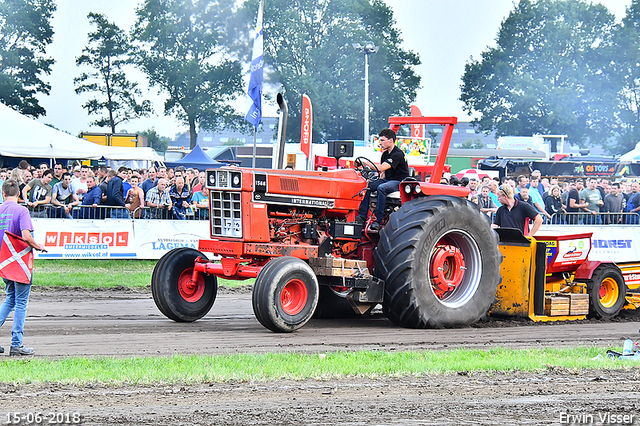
[575,261,607,280]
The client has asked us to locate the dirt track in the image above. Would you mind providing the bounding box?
[0,287,639,425]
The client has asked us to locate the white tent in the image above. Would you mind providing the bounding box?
[620,141,640,161]
[0,103,162,162]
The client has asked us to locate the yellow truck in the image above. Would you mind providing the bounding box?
[81,133,148,148]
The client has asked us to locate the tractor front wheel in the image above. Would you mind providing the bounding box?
[152,248,218,322]
[252,256,319,332]
[587,265,626,319]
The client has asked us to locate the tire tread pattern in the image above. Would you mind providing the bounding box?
[375,196,502,328]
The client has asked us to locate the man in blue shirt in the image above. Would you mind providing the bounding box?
[169,177,191,220]
[74,176,103,219]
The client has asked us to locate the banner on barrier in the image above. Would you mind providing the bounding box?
[31,219,212,260]
[542,225,640,263]
[33,220,135,259]
[135,220,211,259]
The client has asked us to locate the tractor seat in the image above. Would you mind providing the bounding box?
[386,172,417,200]
[372,170,417,201]
[387,191,401,199]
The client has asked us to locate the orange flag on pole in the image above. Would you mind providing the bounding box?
[300,94,313,160]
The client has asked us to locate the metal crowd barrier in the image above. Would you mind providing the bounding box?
[479,210,639,226]
[548,211,640,225]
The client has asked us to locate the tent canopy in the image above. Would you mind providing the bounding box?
[620,141,640,161]
[0,103,162,162]
[164,144,223,170]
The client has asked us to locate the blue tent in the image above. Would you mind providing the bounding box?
[164,144,223,170]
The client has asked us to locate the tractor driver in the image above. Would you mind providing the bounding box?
[492,184,543,237]
[356,128,410,231]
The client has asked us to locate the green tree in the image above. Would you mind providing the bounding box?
[75,13,152,133]
[133,0,244,149]
[139,127,170,153]
[460,0,617,147]
[223,137,244,146]
[610,0,640,154]
[458,138,484,149]
[0,0,56,117]
[232,0,421,143]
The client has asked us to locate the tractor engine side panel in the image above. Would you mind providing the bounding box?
[258,169,366,213]
[205,168,367,244]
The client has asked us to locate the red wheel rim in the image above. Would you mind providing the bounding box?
[430,243,466,299]
[280,279,308,315]
[178,269,205,302]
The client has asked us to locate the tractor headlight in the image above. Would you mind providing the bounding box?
[404,185,412,194]
[231,172,241,189]
[414,185,422,194]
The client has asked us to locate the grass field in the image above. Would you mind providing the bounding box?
[0,347,626,385]
[33,259,251,289]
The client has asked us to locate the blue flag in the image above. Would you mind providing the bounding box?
[245,0,264,128]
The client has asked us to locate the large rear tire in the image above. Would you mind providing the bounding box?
[152,248,218,322]
[375,196,502,328]
[586,265,626,319]
[252,256,319,332]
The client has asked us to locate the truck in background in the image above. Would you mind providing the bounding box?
[81,133,148,148]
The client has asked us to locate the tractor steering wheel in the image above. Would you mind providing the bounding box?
[354,156,380,182]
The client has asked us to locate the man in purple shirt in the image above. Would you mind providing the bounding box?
[0,179,45,356]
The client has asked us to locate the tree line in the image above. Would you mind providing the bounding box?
[0,0,420,149]
[2,0,640,154]
[461,0,640,155]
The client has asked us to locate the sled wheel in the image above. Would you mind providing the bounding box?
[587,265,626,319]
[153,248,217,322]
[252,256,319,333]
[375,195,502,328]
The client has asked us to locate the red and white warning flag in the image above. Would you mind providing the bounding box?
[0,231,33,284]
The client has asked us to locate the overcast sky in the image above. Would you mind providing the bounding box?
[36,0,631,140]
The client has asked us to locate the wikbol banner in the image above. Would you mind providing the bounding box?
[32,219,211,260]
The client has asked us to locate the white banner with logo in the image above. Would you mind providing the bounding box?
[31,219,211,260]
[541,225,640,263]
[134,220,211,259]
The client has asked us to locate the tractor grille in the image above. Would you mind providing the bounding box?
[210,190,242,238]
[279,177,299,192]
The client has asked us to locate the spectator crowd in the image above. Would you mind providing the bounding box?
[4,160,640,226]
[442,170,640,225]
[2,160,210,220]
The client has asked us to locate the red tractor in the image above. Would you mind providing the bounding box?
[152,116,502,332]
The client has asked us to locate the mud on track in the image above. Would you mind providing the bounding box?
[0,287,638,425]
